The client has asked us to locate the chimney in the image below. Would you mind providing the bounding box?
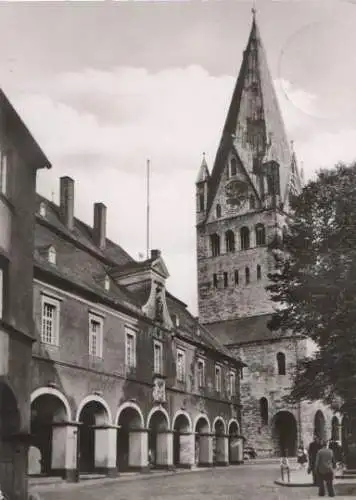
[93,202,107,249]
[60,176,74,230]
[150,249,161,260]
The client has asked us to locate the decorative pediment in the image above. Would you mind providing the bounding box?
[151,255,170,280]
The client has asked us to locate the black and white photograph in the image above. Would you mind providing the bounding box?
[1,0,356,499]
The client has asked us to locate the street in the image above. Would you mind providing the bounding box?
[34,463,356,500]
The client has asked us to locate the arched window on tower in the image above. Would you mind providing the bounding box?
[257,264,262,280]
[223,272,228,288]
[255,224,266,246]
[230,157,237,177]
[245,267,250,285]
[225,230,235,253]
[234,270,239,286]
[210,234,220,257]
[216,204,221,218]
[277,352,286,375]
[260,397,269,425]
[240,227,250,250]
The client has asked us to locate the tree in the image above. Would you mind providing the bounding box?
[267,163,356,415]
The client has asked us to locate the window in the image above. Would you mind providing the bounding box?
[240,227,250,250]
[198,193,204,212]
[213,273,218,288]
[230,158,237,177]
[125,328,137,369]
[176,349,186,382]
[41,296,60,345]
[229,371,236,396]
[154,340,163,374]
[245,267,250,285]
[197,359,205,387]
[0,152,7,195]
[104,275,110,291]
[216,204,221,218]
[0,269,3,319]
[277,352,286,375]
[260,397,269,425]
[225,230,235,253]
[215,365,222,392]
[234,270,239,286]
[257,264,262,280]
[223,272,228,288]
[39,202,47,217]
[249,195,256,210]
[48,246,56,265]
[89,313,103,358]
[210,234,220,257]
[255,224,266,246]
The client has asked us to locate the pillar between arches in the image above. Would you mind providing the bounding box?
[196,432,214,467]
[153,430,174,469]
[92,424,120,477]
[51,421,81,482]
[214,434,229,466]
[176,431,195,469]
[229,435,244,464]
[127,428,150,472]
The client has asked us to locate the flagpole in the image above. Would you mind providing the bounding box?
[146,159,150,259]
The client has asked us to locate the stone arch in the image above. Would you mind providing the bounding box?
[193,414,211,434]
[116,401,145,471]
[227,419,242,464]
[228,419,240,436]
[172,411,193,467]
[212,417,226,435]
[76,395,112,425]
[77,396,111,473]
[331,415,340,441]
[194,415,211,466]
[172,410,193,433]
[147,406,170,430]
[31,387,71,421]
[272,411,298,457]
[314,410,326,441]
[30,387,72,476]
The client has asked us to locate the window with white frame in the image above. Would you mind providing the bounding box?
[0,268,3,320]
[39,202,47,217]
[125,328,136,369]
[41,295,60,345]
[229,370,236,396]
[48,246,56,265]
[0,151,7,196]
[197,358,205,387]
[153,340,163,374]
[104,275,110,291]
[89,313,103,358]
[176,348,186,382]
[215,365,222,392]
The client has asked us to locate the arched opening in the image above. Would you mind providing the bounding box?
[194,417,210,466]
[147,410,169,469]
[228,421,242,464]
[272,411,297,457]
[210,233,220,257]
[331,416,340,442]
[0,383,20,498]
[213,419,227,465]
[240,227,250,250]
[216,204,221,218]
[116,405,143,471]
[30,390,69,477]
[257,264,262,280]
[277,352,286,375]
[314,410,326,441]
[225,230,235,253]
[78,400,109,474]
[230,158,237,177]
[245,267,250,285]
[173,413,192,467]
[255,224,266,246]
[260,398,268,426]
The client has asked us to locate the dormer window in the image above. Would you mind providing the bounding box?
[104,275,110,291]
[230,158,237,177]
[172,314,180,328]
[48,246,56,265]
[39,202,47,217]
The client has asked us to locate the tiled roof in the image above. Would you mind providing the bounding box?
[205,313,292,346]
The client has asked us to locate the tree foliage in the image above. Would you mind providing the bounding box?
[267,163,356,413]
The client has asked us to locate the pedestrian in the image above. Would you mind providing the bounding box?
[315,439,336,497]
[297,443,308,469]
[308,435,322,485]
[280,454,290,483]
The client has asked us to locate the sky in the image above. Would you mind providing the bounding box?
[2,0,356,315]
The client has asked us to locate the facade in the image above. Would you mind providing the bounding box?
[195,14,338,457]
[28,175,244,482]
[0,90,51,500]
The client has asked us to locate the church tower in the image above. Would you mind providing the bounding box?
[195,12,334,457]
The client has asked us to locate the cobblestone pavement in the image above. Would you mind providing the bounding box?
[34,463,356,500]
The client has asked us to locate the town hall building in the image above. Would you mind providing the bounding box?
[195,12,339,457]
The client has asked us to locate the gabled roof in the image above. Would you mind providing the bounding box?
[206,14,296,214]
[0,89,51,170]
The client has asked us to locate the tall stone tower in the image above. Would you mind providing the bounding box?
[196,13,335,456]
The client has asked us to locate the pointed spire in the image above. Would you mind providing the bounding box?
[196,152,210,184]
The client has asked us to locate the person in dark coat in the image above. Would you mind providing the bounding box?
[308,436,322,485]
